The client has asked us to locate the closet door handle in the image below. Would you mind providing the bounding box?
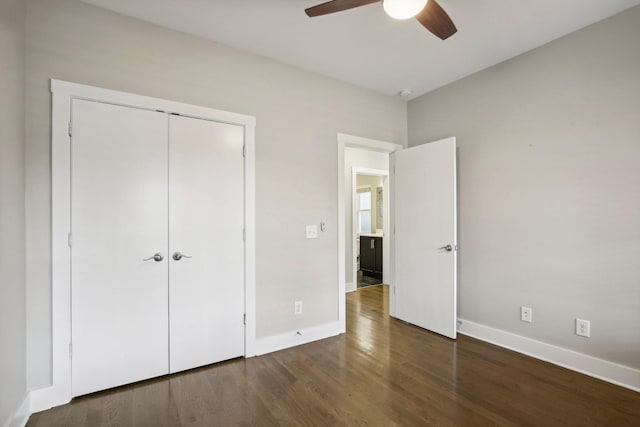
[172,252,192,261]
[371,240,374,249]
[143,253,164,262]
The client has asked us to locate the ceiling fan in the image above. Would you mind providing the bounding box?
[305,0,457,40]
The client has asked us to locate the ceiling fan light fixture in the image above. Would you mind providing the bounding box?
[383,0,429,20]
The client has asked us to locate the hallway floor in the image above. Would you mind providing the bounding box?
[357,270,382,287]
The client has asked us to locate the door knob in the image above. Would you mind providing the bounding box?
[172,252,193,261]
[439,245,453,252]
[143,253,164,262]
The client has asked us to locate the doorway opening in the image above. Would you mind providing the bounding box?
[338,133,458,339]
[353,170,388,289]
[337,134,403,330]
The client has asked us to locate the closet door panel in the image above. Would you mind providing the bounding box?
[71,100,169,396]
[169,115,245,373]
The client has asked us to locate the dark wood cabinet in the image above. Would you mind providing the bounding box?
[360,236,383,279]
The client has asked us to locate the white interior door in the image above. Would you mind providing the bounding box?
[168,115,245,373]
[71,100,169,396]
[393,137,457,339]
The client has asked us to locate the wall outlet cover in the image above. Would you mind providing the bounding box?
[520,306,532,323]
[576,318,591,338]
[294,300,303,315]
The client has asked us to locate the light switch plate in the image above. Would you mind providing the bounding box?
[520,306,532,323]
[306,225,318,239]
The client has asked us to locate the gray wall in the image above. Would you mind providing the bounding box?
[408,6,640,369]
[0,0,27,423]
[25,0,407,389]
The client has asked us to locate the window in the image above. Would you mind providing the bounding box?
[357,188,372,234]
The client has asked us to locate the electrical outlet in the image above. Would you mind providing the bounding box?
[306,225,318,239]
[576,318,590,338]
[294,301,303,315]
[520,306,532,323]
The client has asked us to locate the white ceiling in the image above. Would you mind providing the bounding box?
[81,0,640,99]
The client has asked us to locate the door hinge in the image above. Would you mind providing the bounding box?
[69,342,73,359]
[243,314,246,325]
[68,120,72,137]
[68,232,72,248]
[242,145,246,158]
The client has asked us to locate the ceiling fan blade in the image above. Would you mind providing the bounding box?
[415,0,457,40]
[305,0,380,18]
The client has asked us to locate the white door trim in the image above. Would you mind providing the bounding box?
[337,133,403,332]
[33,79,256,412]
[351,167,389,291]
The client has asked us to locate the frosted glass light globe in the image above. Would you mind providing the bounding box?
[383,0,428,20]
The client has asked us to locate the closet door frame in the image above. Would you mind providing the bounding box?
[38,79,256,411]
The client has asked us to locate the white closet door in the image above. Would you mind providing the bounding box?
[168,115,245,373]
[71,100,169,396]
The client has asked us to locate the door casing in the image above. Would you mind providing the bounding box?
[337,134,403,330]
[36,79,256,411]
[351,167,389,291]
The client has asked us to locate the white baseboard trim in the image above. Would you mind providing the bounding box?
[3,393,30,427]
[254,321,343,356]
[457,319,640,392]
[346,282,356,293]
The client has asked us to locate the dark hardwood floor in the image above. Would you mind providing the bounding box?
[28,285,640,426]
[357,270,382,288]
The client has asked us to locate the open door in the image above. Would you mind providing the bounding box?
[392,137,457,339]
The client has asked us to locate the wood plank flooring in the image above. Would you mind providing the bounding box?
[28,285,640,426]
